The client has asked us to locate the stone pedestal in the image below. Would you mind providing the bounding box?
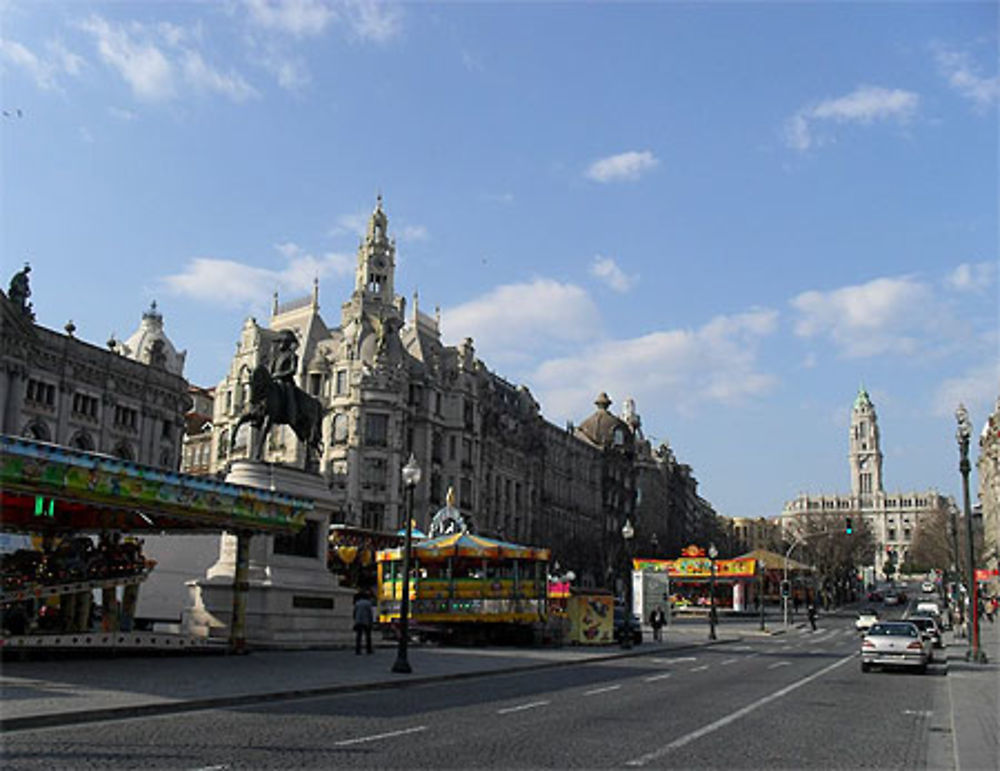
[184,461,354,648]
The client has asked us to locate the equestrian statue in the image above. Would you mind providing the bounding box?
[231,330,324,467]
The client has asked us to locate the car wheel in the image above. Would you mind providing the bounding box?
[861,661,870,673]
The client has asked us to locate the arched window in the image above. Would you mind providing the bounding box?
[69,430,95,451]
[22,420,50,442]
[114,441,135,461]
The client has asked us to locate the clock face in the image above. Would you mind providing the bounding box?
[373,257,386,270]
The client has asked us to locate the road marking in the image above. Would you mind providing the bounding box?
[497,700,550,715]
[584,685,622,696]
[652,656,696,663]
[721,658,738,665]
[902,709,933,717]
[644,673,672,682]
[767,661,791,670]
[625,654,854,767]
[334,726,427,746]
[689,665,710,672]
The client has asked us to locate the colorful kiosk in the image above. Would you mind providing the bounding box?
[633,545,759,613]
[0,435,311,653]
[376,530,550,644]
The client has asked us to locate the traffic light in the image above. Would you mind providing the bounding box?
[845,517,853,535]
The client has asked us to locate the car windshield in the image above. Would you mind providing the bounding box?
[869,623,917,637]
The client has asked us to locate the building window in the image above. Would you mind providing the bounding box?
[69,431,94,451]
[888,528,896,541]
[430,471,442,504]
[114,405,138,431]
[860,473,872,494]
[309,373,322,396]
[361,502,384,531]
[218,429,229,459]
[335,370,347,395]
[72,393,99,419]
[26,379,55,407]
[364,414,388,447]
[114,441,134,461]
[362,456,387,490]
[332,413,348,443]
[462,438,472,468]
[431,432,442,462]
[449,435,457,461]
[162,419,173,439]
[463,399,474,429]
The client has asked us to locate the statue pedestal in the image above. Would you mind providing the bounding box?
[184,461,354,648]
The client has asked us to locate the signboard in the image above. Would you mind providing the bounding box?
[567,593,613,645]
[975,568,998,581]
[633,557,756,579]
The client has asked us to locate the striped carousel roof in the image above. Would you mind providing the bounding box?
[377,530,550,562]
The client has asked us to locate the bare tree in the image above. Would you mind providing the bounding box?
[792,512,876,606]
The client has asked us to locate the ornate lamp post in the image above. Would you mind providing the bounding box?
[708,543,718,641]
[956,405,986,663]
[392,453,422,674]
[621,518,635,649]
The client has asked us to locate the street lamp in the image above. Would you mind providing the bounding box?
[956,405,986,664]
[621,518,635,649]
[392,453,422,674]
[708,543,718,641]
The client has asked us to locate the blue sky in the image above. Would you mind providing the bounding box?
[2,1,997,523]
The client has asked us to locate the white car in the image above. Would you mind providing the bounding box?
[855,610,879,632]
[861,621,929,673]
[921,581,935,594]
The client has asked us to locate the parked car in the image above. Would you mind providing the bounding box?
[613,606,643,646]
[861,621,929,673]
[921,581,936,594]
[855,609,879,632]
[908,614,943,648]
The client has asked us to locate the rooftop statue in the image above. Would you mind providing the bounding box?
[8,262,35,321]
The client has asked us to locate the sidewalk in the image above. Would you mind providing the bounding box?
[944,615,1000,771]
[1,625,744,732]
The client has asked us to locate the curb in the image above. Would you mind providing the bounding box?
[0,638,741,733]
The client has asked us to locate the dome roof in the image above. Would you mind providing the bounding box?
[121,301,186,376]
[577,392,631,449]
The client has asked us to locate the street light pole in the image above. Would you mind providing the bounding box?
[708,543,718,641]
[758,558,766,632]
[956,405,986,664]
[392,454,421,674]
[621,518,635,649]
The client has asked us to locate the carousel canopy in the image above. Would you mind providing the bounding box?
[377,531,550,563]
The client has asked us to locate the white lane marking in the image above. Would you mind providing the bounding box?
[690,665,710,672]
[652,656,696,663]
[625,654,854,766]
[584,685,622,696]
[189,766,229,771]
[497,700,550,715]
[767,661,791,670]
[644,673,673,682]
[721,658,738,665]
[334,726,427,746]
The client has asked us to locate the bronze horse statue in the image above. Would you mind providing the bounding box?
[231,365,324,465]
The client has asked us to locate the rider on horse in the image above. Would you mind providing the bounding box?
[271,330,300,427]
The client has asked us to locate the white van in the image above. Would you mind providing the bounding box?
[915,600,942,618]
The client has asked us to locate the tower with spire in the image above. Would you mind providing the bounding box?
[849,385,884,503]
[353,194,396,307]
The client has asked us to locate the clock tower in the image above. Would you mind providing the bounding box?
[353,194,396,306]
[849,385,884,504]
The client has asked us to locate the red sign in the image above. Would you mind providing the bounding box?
[975,569,998,581]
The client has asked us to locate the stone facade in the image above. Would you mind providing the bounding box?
[0,290,190,467]
[978,395,1000,595]
[780,387,952,576]
[208,198,717,588]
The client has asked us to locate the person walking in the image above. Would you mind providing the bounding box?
[807,603,817,632]
[649,606,666,642]
[353,590,374,655]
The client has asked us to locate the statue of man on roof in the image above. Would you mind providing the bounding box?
[8,262,34,320]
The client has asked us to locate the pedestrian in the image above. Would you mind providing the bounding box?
[649,606,666,642]
[353,589,374,655]
[807,603,817,631]
[988,596,997,623]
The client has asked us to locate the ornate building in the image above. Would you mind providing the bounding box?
[0,283,190,468]
[979,395,1000,595]
[209,198,717,588]
[780,386,952,576]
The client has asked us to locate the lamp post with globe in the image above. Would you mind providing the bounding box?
[391,454,422,674]
[621,518,635,649]
[708,543,718,641]
[956,405,987,664]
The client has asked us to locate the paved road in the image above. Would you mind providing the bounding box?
[3,610,959,770]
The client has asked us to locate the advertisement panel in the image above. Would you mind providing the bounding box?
[567,593,613,645]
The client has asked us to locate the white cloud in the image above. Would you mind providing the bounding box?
[589,256,637,293]
[932,362,1000,418]
[0,37,82,90]
[344,0,403,43]
[244,0,337,38]
[441,279,602,363]
[784,85,919,151]
[790,275,938,357]
[330,211,369,238]
[934,47,999,110]
[108,106,138,121]
[80,16,176,101]
[585,150,659,183]
[400,224,428,242]
[80,15,257,103]
[531,308,779,421]
[161,244,353,308]
[182,50,258,101]
[945,262,996,293]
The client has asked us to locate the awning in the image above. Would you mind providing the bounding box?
[0,435,311,534]
[377,531,550,562]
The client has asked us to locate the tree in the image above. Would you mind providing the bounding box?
[791,512,876,606]
[905,507,953,574]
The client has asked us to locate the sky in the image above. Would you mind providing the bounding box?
[2,1,997,523]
